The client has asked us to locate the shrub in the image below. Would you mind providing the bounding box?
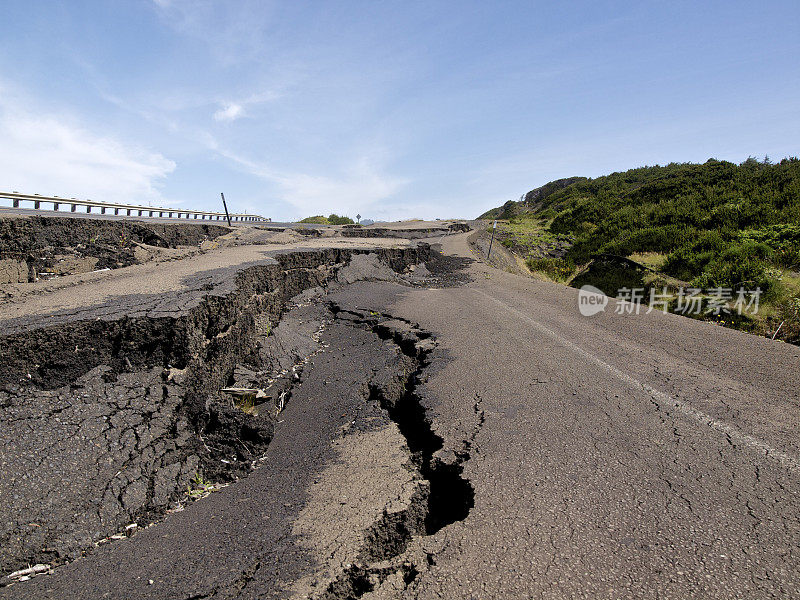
[328,214,355,225]
[526,257,576,282]
[299,215,329,224]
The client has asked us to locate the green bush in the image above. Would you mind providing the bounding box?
[328,214,355,225]
[484,155,800,301]
[662,230,730,281]
[299,215,329,224]
[691,241,780,298]
[601,225,696,256]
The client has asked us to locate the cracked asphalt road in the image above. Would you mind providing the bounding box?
[2,228,800,598]
[328,233,800,598]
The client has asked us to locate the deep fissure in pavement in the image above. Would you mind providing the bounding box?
[0,246,431,578]
[318,305,479,598]
[367,373,475,535]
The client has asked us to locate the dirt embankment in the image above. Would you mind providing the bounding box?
[0,216,230,283]
[0,245,430,576]
[342,222,470,239]
[468,227,531,276]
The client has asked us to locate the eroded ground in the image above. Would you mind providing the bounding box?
[0,219,474,597]
[3,217,799,599]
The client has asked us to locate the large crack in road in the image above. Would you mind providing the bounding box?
[0,241,484,599]
[309,306,482,599]
[0,245,438,578]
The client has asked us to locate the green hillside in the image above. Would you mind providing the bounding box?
[298,214,355,225]
[479,157,800,342]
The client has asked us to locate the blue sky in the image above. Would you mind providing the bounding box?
[0,1,798,221]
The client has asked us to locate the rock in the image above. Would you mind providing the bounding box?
[336,253,399,285]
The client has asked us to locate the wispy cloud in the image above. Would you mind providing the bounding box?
[0,86,175,204]
[213,103,243,122]
[217,147,406,218]
[151,0,277,66]
[211,89,281,122]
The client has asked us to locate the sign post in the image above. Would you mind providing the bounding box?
[487,220,497,260]
[220,193,232,227]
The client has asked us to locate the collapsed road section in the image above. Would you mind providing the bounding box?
[0,243,438,580]
[0,215,231,283]
[0,265,483,599]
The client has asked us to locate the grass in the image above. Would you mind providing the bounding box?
[526,257,576,283]
[489,215,573,258]
[568,259,800,343]
[299,214,355,225]
[488,215,578,283]
[299,215,330,224]
[628,252,667,271]
[187,473,217,500]
[234,394,259,416]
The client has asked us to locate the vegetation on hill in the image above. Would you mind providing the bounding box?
[327,214,355,225]
[479,177,586,220]
[299,215,329,224]
[298,214,355,225]
[479,157,800,343]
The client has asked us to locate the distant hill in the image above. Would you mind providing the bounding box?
[479,158,800,285]
[477,157,800,341]
[298,214,355,225]
[479,177,586,220]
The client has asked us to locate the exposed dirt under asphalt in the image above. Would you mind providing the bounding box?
[0,215,232,284]
[2,218,800,598]
[0,220,470,593]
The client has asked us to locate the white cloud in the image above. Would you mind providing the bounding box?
[273,169,406,218]
[219,149,406,218]
[213,102,244,122]
[211,89,282,122]
[0,94,175,204]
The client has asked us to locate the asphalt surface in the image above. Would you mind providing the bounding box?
[0,234,431,583]
[2,228,800,598]
[2,311,425,599]
[330,233,800,598]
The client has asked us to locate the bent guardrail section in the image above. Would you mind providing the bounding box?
[0,191,270,223]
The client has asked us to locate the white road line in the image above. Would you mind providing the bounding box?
[476,288,800,473]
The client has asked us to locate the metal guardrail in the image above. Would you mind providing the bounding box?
[0,191,270,223]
